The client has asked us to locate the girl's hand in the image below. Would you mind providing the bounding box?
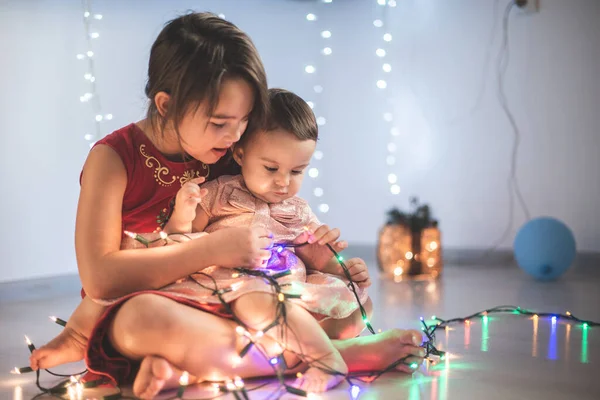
[209,226,273,268]
[344,258,371,288]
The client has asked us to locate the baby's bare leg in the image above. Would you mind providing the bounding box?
[30,296,106,370]
[320,297,374,340]
[232,293,347,393]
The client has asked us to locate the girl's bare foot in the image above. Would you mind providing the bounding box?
[295,350,348,393]
[29,327,87,370]
[335,328,426,374]
[133,356,174,399]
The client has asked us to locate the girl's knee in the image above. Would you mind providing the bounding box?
[110,294,180,346]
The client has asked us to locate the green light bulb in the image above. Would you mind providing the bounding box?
[337,256,344,261]
[432,315,436,320]
[410,362,418,369]
[583,323,589,329]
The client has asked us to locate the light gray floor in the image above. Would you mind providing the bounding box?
[1,260,599,399]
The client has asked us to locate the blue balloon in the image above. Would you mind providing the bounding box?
[513,217,576,281]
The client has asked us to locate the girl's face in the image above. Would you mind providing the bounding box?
[234,130,316,204]
[176,77,254,164]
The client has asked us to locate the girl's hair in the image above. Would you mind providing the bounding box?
[145,12,268,140]
[239,88,318,146]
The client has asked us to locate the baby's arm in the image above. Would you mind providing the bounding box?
[295,223,371,288]
[294,223,346,273]
[163,177,207,234]
[191,206,210,233]
[298,246,371,288]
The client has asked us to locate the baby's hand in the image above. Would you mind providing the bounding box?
[343,258,371,288]
[166,177,207,233]
[304,222,348,249]
[293,223,347,272]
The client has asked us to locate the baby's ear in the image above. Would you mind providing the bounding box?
[232,145,244,166]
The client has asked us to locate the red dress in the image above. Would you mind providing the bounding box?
[79,123,238,299]
[90,123,238,235]
[82,123,239,385]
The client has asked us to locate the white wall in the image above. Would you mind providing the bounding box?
[0,0,598,282]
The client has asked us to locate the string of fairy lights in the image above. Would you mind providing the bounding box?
[304,0,333,215]
[13,231,597,399]
[13,232,441,400]
[77,0,111,149]
[373,0,401,196]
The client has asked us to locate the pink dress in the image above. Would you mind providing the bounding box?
[99,175,369,321]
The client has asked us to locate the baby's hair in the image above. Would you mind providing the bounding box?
[145,12,268,140]
[240,88,317,145]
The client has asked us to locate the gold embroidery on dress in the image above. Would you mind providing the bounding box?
[180,164,210,185]
[140,144,209,188]
[140,144,177,187]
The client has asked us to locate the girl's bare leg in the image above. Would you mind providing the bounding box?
[108,294,425,399]
[109,294,290,398]
[232,292,347,393]
[30,296,106,370]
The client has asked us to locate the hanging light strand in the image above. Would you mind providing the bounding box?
[77,0,110,148]
[305,1,333,214]
[374,1,401,196]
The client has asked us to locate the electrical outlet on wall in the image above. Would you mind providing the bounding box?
[515,0,539,13]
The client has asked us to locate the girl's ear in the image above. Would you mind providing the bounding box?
[154,92,170,117]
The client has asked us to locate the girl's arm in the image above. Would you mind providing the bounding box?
[76,145,271,300]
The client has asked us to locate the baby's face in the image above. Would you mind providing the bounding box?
[234,129,316,204]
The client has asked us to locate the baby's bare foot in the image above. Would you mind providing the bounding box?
[133,356,174,399]
[336,328,425,374]
[29,327,87,370]
[295,350,347,393]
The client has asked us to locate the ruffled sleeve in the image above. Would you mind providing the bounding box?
[197,176,224,220]
[198,175,255,223]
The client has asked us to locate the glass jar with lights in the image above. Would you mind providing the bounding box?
[377,198,442,281]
